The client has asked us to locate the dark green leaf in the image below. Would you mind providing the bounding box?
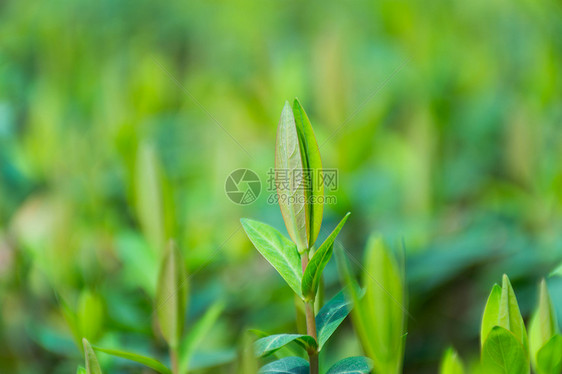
[241,219,302,296]
[275,101,308,252]
[254,334,317,357]
[293,98,323,248]
[155,240,188,348]
[439,347,464,374]
[316,291,353,350]
[326,356,373,374]
[258,357,309,374]
[83,338,102,374]
[93,346,172,374]
[302,213,350,301]
[179,300,224,373]
[481,326,529,374]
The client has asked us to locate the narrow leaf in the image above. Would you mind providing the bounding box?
[326,356,373,374]
[530,279,559,371]
[155,240,188,348]
[83,338,102,374]
[135,142,165,254]
[93,346,172,374]
[499,274,528,349]
[258,357,309,374]
[316,290,353,350]
[536,334,562,374]
[439,347,464,374]
[293,98,323,247]
[481,326,529,374]
[254,334,317,357]
[481,284,502,348]
[302,213,350,301]
[360,236,406,374]
[241,219,302,296]
[275,101,308,252]
[178,300,225,373]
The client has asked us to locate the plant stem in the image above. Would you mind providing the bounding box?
[170,347,179,374]
[301,252,319,374]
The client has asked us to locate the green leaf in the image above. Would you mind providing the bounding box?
[60,296,82,353]
[83,338,102,374]
[481,284,502,348]
[258,357,309,374]
[302,213,350,301]
[241,219,303,296]
[178,300,225,373]
[536,334,562,374]
[316,290,353,350]
[135,142,165,254]
[481,326,529,374]
[155,240,188,348]
[77,290,104,342]
[326,356,373,374]
[275,101,308,252]
[499,274,528,349]
[530,279,559,371]
[480,275,528,349]
[254,334,317,357]
[92,346,171,374]
[293,98,323,248]
[439,347,464,374]
[76,366,87,374]
[359,236,406,374]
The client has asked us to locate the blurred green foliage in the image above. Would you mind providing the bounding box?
[0,0,561,372]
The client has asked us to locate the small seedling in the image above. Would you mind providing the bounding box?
[241,99,373,374]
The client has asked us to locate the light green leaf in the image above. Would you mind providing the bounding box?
[530,279,559,371]
[275,101,308,252]
[481,326,529,374]
[77,290,104,342]
[241,218,302,296]
[135,142,165,254]
[480,275,528,349]
[499,274,528,349]
[439,347,464,374]
[359,235,406,374]
[155,241,188,348]
[93,346,171,374]
[254,334,317,357]
[178,300,225,373]
[481,284,502,348]
[258,357,309,374]
[536,334,562,374]
[76,366,87,374]
[325,356,373,374]
[83,338,102,374]
[316,290,353,350]
[302,213,350,301]
[293,98,323,248]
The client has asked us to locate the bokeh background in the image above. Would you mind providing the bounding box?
[1,0,561,372]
